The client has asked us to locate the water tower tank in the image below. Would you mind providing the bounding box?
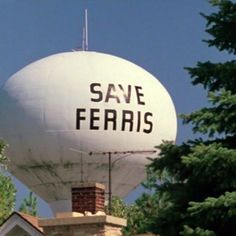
[0,51,177,214]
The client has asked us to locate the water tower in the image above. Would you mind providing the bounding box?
[0,50,177,214]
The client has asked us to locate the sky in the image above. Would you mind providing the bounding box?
[0,0,233,217]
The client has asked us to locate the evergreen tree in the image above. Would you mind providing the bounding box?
[0,140,16,224]
[132,1,236,235]
[19,191,38,216]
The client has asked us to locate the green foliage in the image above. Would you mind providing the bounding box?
[181,90,236,137]
[128,1,236,235]
[19,191,38,216]
[203,0,236,54]
[180,225,216,236]
[1,139,38,219]
[0,174,16,224]
[0,139,16,224]
[123,193,160,236]
[105,196,155,235]
[105,196,129,218]
[0,140,7,163]
[188,192,236,227]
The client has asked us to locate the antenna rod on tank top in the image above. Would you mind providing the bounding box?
[85,9,88,51]
[81,9,88,51]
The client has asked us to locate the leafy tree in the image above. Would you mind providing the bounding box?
[105,196,129,218]
[0,140,38,221]
[105,196,155,236]
[0,140,16,224]
[130,1,236,235]
[19,191,38,216]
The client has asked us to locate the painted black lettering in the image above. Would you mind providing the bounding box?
[136,111,141,132]
[135,86,145,105]
[143,112,153,134]
[76,108,86,129]
[104,109,117,130]
[118,84,131,103]
[90,108,100,130]
[105,84,121,103]
[90,83,103,102]
[122,110,133,131]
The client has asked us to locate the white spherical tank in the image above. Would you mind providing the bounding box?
[0,51,177,214]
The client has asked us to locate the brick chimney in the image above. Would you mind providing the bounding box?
[71,182,105,214]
